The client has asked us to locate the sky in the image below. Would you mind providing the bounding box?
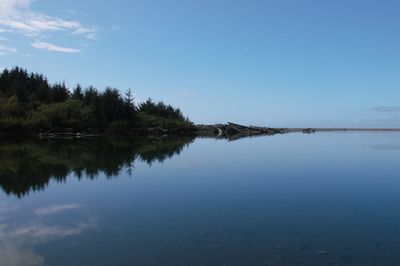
[0,0,400,127]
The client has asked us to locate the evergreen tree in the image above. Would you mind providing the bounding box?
[72,84,84,100]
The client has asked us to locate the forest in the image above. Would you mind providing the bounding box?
[0,67,194,134]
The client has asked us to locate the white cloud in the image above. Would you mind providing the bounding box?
[0,202,19,213]
[0,244,44,266]
[0,0,35,13]
[31,41,81,53]
[12,222,94,240]
[35,204,81,215]
[111,25,121,31]
[0,200,97,266]
[0,44,32,56]
[0,12,96,39]
[0,44,18,53]
[0,0,96,55]
[0,220,94,266]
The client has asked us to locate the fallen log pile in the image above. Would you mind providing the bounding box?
[196,122,288,140]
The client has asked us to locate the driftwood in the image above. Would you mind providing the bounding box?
[302,128,316,134]
[195,123,287,140]
[39,132,83,139]
[39,129,99,139]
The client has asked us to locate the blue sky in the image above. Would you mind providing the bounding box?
[1,0,400,127]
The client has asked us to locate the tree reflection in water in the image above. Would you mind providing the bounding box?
[0,137,194,197]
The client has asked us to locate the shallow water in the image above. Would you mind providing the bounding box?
[1,133,400,265]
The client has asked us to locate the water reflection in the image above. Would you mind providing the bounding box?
[0,200,94,266]
[1,133,400,265]
[0,137,194,197]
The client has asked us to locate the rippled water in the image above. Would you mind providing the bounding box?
[1,133,400,265]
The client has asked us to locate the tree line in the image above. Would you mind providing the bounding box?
[0,67,193,133]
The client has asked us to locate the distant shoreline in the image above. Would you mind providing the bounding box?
[287,128,400,132]
[195,124,400,140]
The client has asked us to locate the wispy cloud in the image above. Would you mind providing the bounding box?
[0,44,31,56]
[0,219,94,266]
[0,200,97,266]
[0,44,18,53]
[12,222,94,240]
[0,0,96,38]
[371,106,400,113]
[31,41,81,53]
[111,25,121,31]
[0,201,96,243]
[34,204,81,215]
[0,0,97,54]
[0,243,44,266]
[0,202,19,213]
[0,0,34,13]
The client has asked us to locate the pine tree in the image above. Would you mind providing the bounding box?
[72,84,84,100]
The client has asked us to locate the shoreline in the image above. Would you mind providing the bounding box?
[195,123,400,140]
[2,124,400,140]
[286,128,400,132]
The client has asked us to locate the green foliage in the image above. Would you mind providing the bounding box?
[0,96,25,118]
[0,67,193,133]
[34,99,94,130]
[138,98,186,121]
[137,112,192,130]
[109,120,131,133]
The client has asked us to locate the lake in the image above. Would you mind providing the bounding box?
[1,133,400,265]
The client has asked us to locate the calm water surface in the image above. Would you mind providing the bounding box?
[1,133,400,265]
